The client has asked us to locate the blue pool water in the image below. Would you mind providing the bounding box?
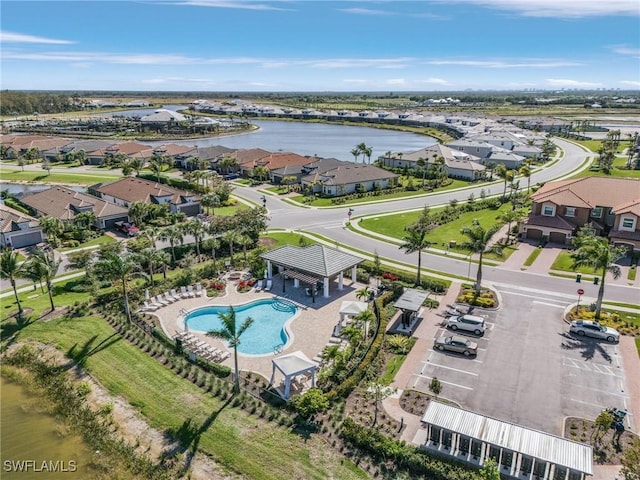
[185,299,297,355]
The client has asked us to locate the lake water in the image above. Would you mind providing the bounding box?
[104,105,436,161]
[0,376,94,479]
[0,183,85,197]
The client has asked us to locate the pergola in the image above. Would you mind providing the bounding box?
[270,350,317,400]
[260,244,364,299]
[394,288,430,331]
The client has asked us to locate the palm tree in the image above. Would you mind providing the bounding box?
[235,233,253,266]
[148,154,165,183]
[356,287,372,302]
[201,193,221,215]
[203,237,220,271]
[571,236,626,319]
[206,306,254,393]
[399,222,434,286]
[93,251,140,321]
[159,224,184,263]
[416,157,427,187]
[223,230,241,267]
[494,164,511,199]
[351,147,361,163]
[27,249,60,312]
[39,215,65,247]
[498,209,525,244]
[0,248,27,315]
[185,219,207,256]
[460,219,503,295]
[519,164,532,193]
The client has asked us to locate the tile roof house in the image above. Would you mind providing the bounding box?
[520,177,640,250]
[20,186,130,230]
[1,135,72,159]
[93,177,202,217]
[0,204,45,249]
[216,148,272,173]
[238,152,311,178]
[270,157,352,184]
[301,164,400,197]
[380,144,486,180]
[446,139,525,169]
[87,142,154,165]
[175,145,235,170]
[42,139,116,162]
[140,109,187,123]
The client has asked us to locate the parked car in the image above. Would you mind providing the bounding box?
[446,314,485,335]
[114,221,140,237]
[569,320,620,343]
[434,335,478,356]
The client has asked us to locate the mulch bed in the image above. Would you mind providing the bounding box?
[564,416,639,464]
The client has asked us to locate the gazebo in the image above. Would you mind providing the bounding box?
[270,350,318,400]
[336,300,369,335]
[393,288,430,334]
[260,244,364,299]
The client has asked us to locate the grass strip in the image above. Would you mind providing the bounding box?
[4,315,367,480]
[523,247,543,267]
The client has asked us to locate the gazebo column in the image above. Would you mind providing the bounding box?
[269,363,276,386]
[323,277,329,298]
[267,261,273,279]
[284,375,291,399]
[338,271,344,290]
[351,265,357,282]
[311,369,316,388]
[294,278,299,288]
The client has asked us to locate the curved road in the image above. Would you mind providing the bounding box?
[237,138,639,305]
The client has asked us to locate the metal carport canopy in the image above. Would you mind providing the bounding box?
[393,288,430,312]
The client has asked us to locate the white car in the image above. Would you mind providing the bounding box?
[569,320,620,343]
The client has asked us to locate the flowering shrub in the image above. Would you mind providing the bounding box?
[381,272,399,281]
[237,279,255,293]
[208,280,226,291]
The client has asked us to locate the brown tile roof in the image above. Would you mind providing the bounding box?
[27,138,73,152]
[95,177,199,205]
[612,199,640,217]
[0,204,39,232]
[229,148,272,164]
[20,186,128,221]
[153,144,197,157]
[522,214,575,231]
[242,152,311,171]
[531,177,640,210]
[1,134,50,147]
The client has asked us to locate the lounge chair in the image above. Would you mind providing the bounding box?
[216,351,230,362]
[187,285,196,298]
[166,290,179,302]
[170,288,181,301]
[155,295,170,306]
[264,279,272,291]
[163,292,176,303]
[254,280,263,291]
[180,286,189,298]
[142,300,159,312]
[149,296,164,308]
[195,282,203,297]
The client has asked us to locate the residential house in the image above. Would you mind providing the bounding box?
[20,186,130,229]
[238,152,311,180]
[93,177,202,217]
[140,109,187,124]
[87,141,154,166]
[520,177,640,250]
[42,139,116,163]
[270,157,351,184]
[213,148,272,174]
[1,135,72,160]
[152,143,197,167]
[301,164,399,197]
[175,145,235,170]
[379,144,486,181]
[0,204,45,249]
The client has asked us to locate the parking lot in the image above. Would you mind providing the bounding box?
[411,285,632,435]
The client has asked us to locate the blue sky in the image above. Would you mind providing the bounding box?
[1,0,639,92]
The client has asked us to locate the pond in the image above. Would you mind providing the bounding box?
[0,376,94,479]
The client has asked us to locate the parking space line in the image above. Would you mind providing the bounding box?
[533,301,566,308]
[414,374,474,391]
[425,362,479,376]
[570,398,609,410]
[562,358,623,377]
[566,382,629,398]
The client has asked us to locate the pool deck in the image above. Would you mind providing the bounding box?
[151,274,362,382]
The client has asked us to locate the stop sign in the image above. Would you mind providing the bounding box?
[577,289,584,295]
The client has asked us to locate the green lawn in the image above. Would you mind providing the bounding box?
[261,231,318,249]
[2,314,366,480]
[59,235,116,252]
[635,338,640,359]
[0,169,121,185]
[360,202,514,252]
[523,247,543,267]
[549,251,598,275]
[571,156,640,179]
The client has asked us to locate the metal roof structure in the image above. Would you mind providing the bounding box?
[421,402,593,475]
[260,244,364,278]
[393,288,430,312]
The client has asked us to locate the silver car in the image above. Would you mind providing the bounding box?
[569,320,620,343]
[434,335,478,356]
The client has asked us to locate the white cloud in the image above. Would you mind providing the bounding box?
[439,0,639,18]
[2,51,201,64]
[426,59,583,68]
[338,7,396,16]
[305,58,414,69]
[620,80,640,87]
[610,46,640,57]
[386,78,406,85]
[0,31,75,44]
[417,78,450,86]
[546,78,602,88]
[175,0,292,11]
[142,76,215,85]
[343,79,368,84]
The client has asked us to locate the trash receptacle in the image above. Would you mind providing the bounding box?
[593,276,599,285]
[576,274,582,282]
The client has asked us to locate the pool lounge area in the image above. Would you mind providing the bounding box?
[151,272,363,383]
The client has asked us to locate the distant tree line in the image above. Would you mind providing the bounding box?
[0,91,79,116]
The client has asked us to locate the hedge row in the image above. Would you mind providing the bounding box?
[360,259,450,294]
[340,418,480,480]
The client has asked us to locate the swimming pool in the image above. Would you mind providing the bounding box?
[184,299,298,355]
